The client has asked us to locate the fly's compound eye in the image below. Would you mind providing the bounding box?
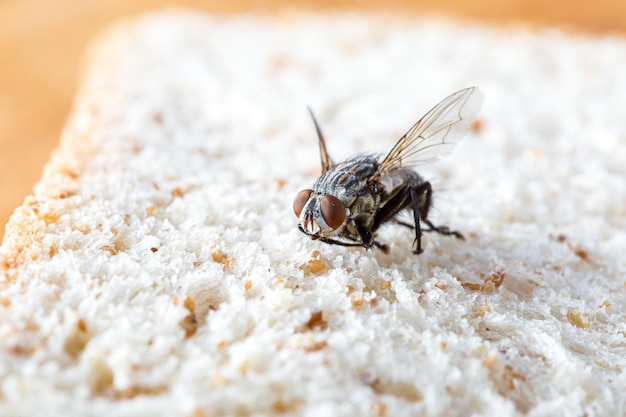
[293,189,313,217]
[320,195,346,229]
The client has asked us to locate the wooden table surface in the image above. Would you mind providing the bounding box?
[1,0,624,240]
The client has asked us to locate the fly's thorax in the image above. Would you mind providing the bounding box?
[314,155,379,204]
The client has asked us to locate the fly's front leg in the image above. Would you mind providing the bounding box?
[318,235,388,254]
[356,224,389,254]
[318,237,364,248]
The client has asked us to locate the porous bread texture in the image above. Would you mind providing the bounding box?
[1,11,626,417]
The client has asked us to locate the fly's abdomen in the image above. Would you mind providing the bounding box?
[378,168,424,199]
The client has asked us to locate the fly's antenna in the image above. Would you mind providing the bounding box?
[307,107,334,174]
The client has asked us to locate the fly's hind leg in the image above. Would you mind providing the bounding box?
[408,186,425,254]
[372,183,425,254]
[409,182,464,254]
[421,219,465,240]
[373,180,462,255]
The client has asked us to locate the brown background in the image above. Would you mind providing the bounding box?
[1,0,625,241]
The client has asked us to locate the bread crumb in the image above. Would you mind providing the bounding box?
[552,234,589,261]
[244,280,252,291]
[211,250,235,268]
[503,364,526,390]
[567,241,589,261]
[192,407,207,417]
[303,311,327,331]
[380,280,391,290]
[461,282,484,291]
[171,187,185,198]
[64,318,90,358]
[180,297,198,338]
[146,205,158,215]
[117,384,167,399]
[307,259,325,273]
[554,233,568,242]
[304,340,328,352]
[478,298,491,315]
[350,293,364,308]
[483,268,506,293]
[99,245,118,255]
[0,297,10,307]
[272,399,288,413]
[372,379,422,402]
[600,300,611,308]
[301,250,326,274]
[567,308,590,329]
[471,118,484,134]
[371,402,388,417]
[89,358,114,395]
[271,398,301,413]
[460,267,506,294]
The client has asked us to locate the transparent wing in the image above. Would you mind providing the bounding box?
[374,87,484,177]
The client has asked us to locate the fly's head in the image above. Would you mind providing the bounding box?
[294,108,348,239]
[293,189,347,239]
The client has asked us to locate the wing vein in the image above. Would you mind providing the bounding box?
[373,87,484,179]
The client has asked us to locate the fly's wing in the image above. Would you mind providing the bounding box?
[308,107,334,174]
[373,87,484,178]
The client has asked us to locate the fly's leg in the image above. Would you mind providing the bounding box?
[372,180,463,254]
[397,218,464,239]
[388,182,463,254]
[318,237,364,248]
[409,182,464,254]
[373,241,390,254]
[414,181,464,240]
[408,186,425,254]
[318,236,389,254]
[372,183,415,252]
[422,219,465,240]
[356,225,390,254]
[372,182,426,254]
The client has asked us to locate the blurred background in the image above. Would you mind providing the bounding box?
[1,0,625,240]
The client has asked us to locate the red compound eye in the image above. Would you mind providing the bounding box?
[293,189,313,217]
[320,195,346,229]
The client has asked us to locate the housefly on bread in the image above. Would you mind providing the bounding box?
[293,87,484,254]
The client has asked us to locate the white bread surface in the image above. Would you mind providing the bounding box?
[1,11,625,417]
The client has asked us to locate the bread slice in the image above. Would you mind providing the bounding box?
[1,10,625,416]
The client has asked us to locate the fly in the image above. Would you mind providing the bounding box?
[293,87,484,254]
